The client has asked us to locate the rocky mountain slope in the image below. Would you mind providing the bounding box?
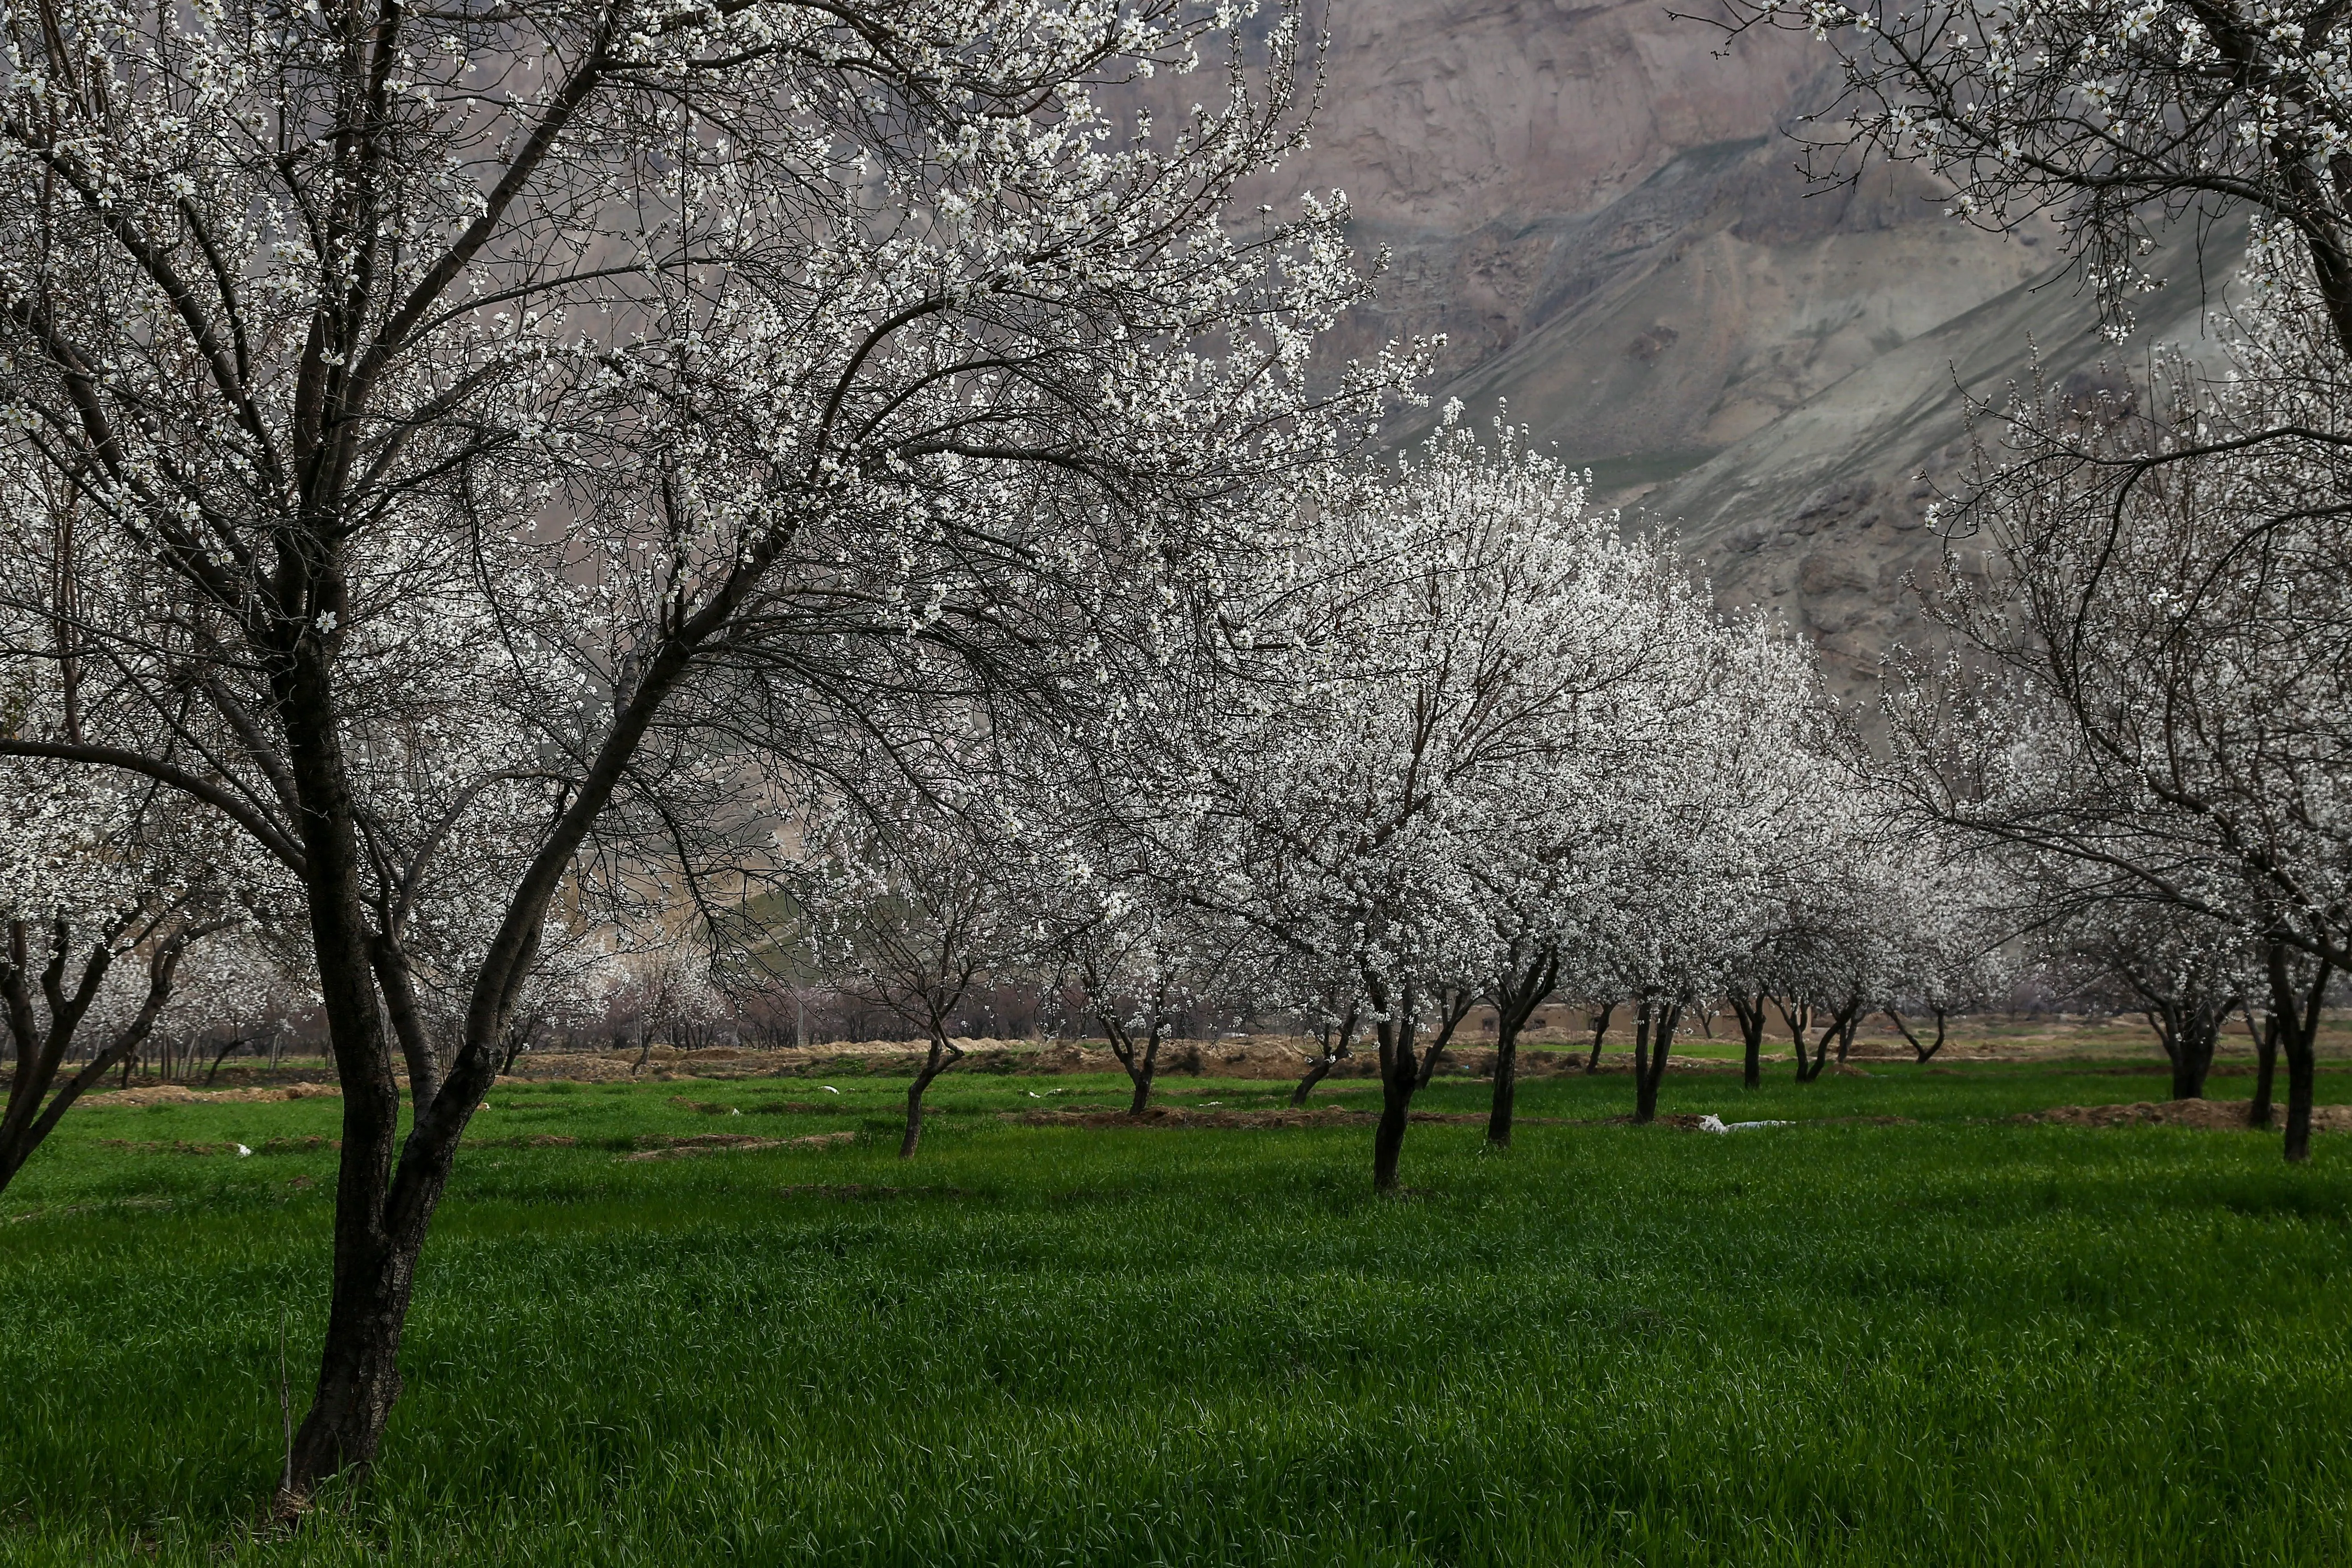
[1276,0,2238,680]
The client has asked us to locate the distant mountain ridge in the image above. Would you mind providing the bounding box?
[1273,0,2237,679]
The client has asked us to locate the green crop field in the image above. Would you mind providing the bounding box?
[4,1060,2350,1565]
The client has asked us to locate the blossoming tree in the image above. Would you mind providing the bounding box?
[0,0,1402,1491]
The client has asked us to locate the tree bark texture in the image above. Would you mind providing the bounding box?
[1632,997,1680,1124]
[1097,1004,1163,1117]
[2142,994,2231,1101]
[1415,988,1477,1091]
[1728,994,1768,1090]
[2171,1009,2222,1101]
[1886,1007,1949,1064]
[2248,1009,2279,1129]
[1126,1045,1158,1117]
[1484,952,1558,1148]
[900,1034,962,1158]
[1782,997,1857,1085]
[0,920,188,1198]
[1370,987,1419,1193]
[1292,1008,1355,1108]
[286,623,690,1495]
[2267,945,2333,1165]
[1584,1002,1614,1073]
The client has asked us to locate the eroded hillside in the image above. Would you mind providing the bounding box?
[1273,0,2234,677]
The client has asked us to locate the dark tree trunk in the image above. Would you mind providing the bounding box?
[1630,998,1655,1123]
[1370,986,1420,1194]
[1414,988,1477,1091]
[1729,994,1768,1089]
[2268,945,2333,1165]
[1487,1030,1518,1147]
[1631,997,1680,1124]
[284,1012,516,1497]
[899,1034,961,1158]
[497,1016,538,1075]
[1127,1032,1159,1117]
[0,922,188,1199]
[1777,999,1823,1083]
[1098,1006,1163,1117]
[1885,1008,1923,1059]
[2248,1009,2279,1129]
[203,1034,248,1085]
[1584,1002,1614,1073]
[2169,1003,2227,1101]
[1371,1045,1414,1192]
[281,634,451,1497]
[1786,996,1860,1084]
[1290,1052,1339,1108]
[1484,951,1558,1149]
[1292,1008,1355,1108]
[2283,1029,2317,1164]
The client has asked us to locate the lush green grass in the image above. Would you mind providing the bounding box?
[4,1060,2350,1565]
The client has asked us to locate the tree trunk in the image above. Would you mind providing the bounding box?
[1371,1042,1414,1193]
[1730,995,1768,1089]
[1632,998,1680,1124]
[1126,1032,1159,1117]
[1584,1002,1614,1073]
[1290,1052,1339,1108]
[1484,953,1558,1149]
[0,927,185,1199]
[277,632,447,1497]
[1487,1029,1518,1148]
[1292,1008,1354,1108]
[1631,998,1655,1123]
[900,1035,959,1158]
[287,1227,420,1495]
[1778,999,1826,1083]
[2170,1004,2224,1101]
[1790,997,1860,1084]
[1415,988,1476,1091]
[2283,1029,2317,1164]
[2267,944,2333,1165]
[1370,987,1419,1194]
[203,1034,248,1085]
[2248,1009,2279,1129]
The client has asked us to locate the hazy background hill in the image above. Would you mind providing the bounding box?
[1279,0,2237,681]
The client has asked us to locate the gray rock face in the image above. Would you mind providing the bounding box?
[1264,0,2237,678]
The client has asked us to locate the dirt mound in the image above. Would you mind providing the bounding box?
[1601,1112,1912,1129]
[83,1081,341,1108]
[1608,1113,1715,1131]
[1007,1105,1547,1130]
[2026,1098,2352,1131]
[97,1133,341,1156]
[619,1131,857,1161]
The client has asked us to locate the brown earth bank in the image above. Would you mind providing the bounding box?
[26,1014,2352,1104]
[2022,1099,2352,1132]
[71,1082,344,1107]
[618,1132,857,1161]
[1006,1105,1565,1130]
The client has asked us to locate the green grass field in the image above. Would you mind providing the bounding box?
[4,1060,2350,1565]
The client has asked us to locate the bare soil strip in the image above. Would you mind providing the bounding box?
[619,1132,857,1161]
[2022,1099,2352,1130]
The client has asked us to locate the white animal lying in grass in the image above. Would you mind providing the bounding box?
[1697,1115,1792,1134]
